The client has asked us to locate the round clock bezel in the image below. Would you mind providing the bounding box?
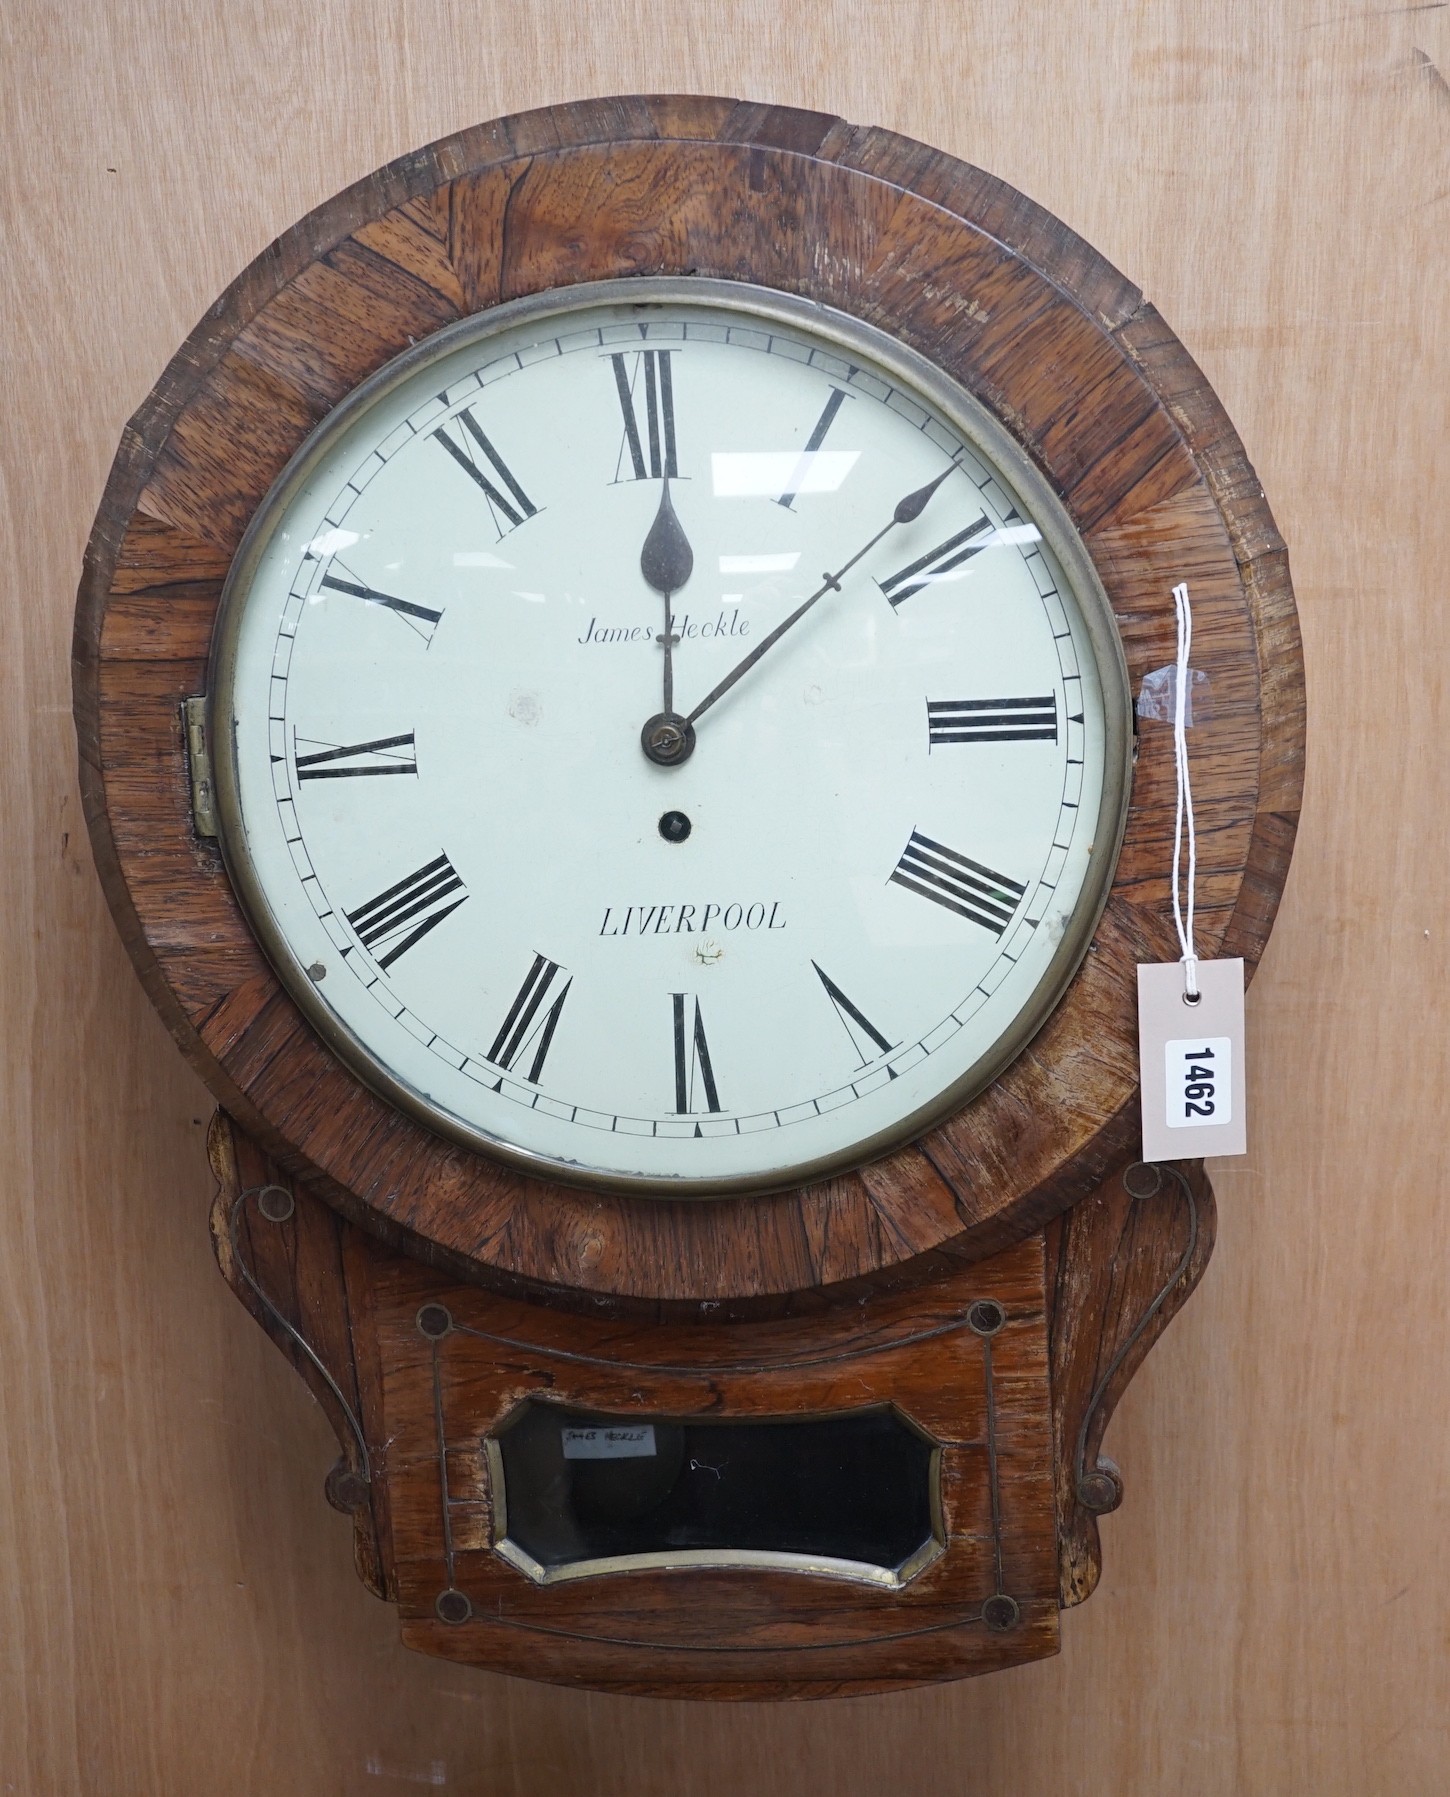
[207,275,1134,1200]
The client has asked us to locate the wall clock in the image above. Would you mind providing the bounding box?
[74,96,1303,1698]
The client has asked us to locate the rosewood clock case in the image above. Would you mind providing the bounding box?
[73,95,1303,1697]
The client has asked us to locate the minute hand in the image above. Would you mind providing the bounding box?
[684,467,954,729]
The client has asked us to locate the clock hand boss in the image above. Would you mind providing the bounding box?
[638,475,699,768]
[678,466,953,737]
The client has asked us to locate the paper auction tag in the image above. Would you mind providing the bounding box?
[1137,958,1247,1160]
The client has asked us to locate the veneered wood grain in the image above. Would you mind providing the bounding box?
[75,102,1302,1306]
[1044,1159,1216,1607]
[822,123,1146,333]
[230,237,463,413]
[208,1113,395,1599]
[139,348,322,549]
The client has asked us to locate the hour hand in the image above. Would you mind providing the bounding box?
[639,477,697,767]
[641,474,694,600]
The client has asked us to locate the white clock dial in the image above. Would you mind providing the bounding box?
[211,281,1130,1195]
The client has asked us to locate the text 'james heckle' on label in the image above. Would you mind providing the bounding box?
[561,1425,657,1460]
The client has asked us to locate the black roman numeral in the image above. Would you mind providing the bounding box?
[345,853,467,969]
[777,387,850,508]
[320,571,442,642]
[294,730,418,780]
[927,696,1058,746]
[486,953,571,1082]
[813,962,894,1068]
[890,832,1026,935]
[611,350,678,481]
[671,992,721,1114]
[432,407,538,535]
[879,515,994,607]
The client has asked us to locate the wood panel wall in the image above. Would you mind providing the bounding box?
[2,1,1445,1789]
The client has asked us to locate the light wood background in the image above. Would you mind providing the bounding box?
[3,1,1446,1790]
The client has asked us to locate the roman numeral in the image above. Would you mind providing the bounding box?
[486,953,571,1083]
[345,853,466,970]
[294,730,418,780]
[611,350,677,481]
[776,387,850,509]
[671,992,721,1114]
[320,571,442,642]
[927,696,1058,746]
[813,962,894,1068]
[890,832,1026,935]
[879,515,994,607]
[432,407,538,535]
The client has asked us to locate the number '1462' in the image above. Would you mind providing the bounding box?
[1164,1036,1234,1129]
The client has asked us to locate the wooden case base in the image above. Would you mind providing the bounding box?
[209,1112,1212,1699]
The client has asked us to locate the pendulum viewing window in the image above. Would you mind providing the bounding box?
[488,1401,943,1587]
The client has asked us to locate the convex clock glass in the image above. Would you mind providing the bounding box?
[212,279,1131,1194]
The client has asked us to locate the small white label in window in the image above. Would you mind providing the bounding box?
[561,1425,657,1460]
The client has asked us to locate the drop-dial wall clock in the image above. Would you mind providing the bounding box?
[75,97,1303,1698]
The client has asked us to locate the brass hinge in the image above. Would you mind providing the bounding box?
[183,696,218,838]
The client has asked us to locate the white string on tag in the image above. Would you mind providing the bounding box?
[1170,581,1199,1001]
[1139,580,1248,1153]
